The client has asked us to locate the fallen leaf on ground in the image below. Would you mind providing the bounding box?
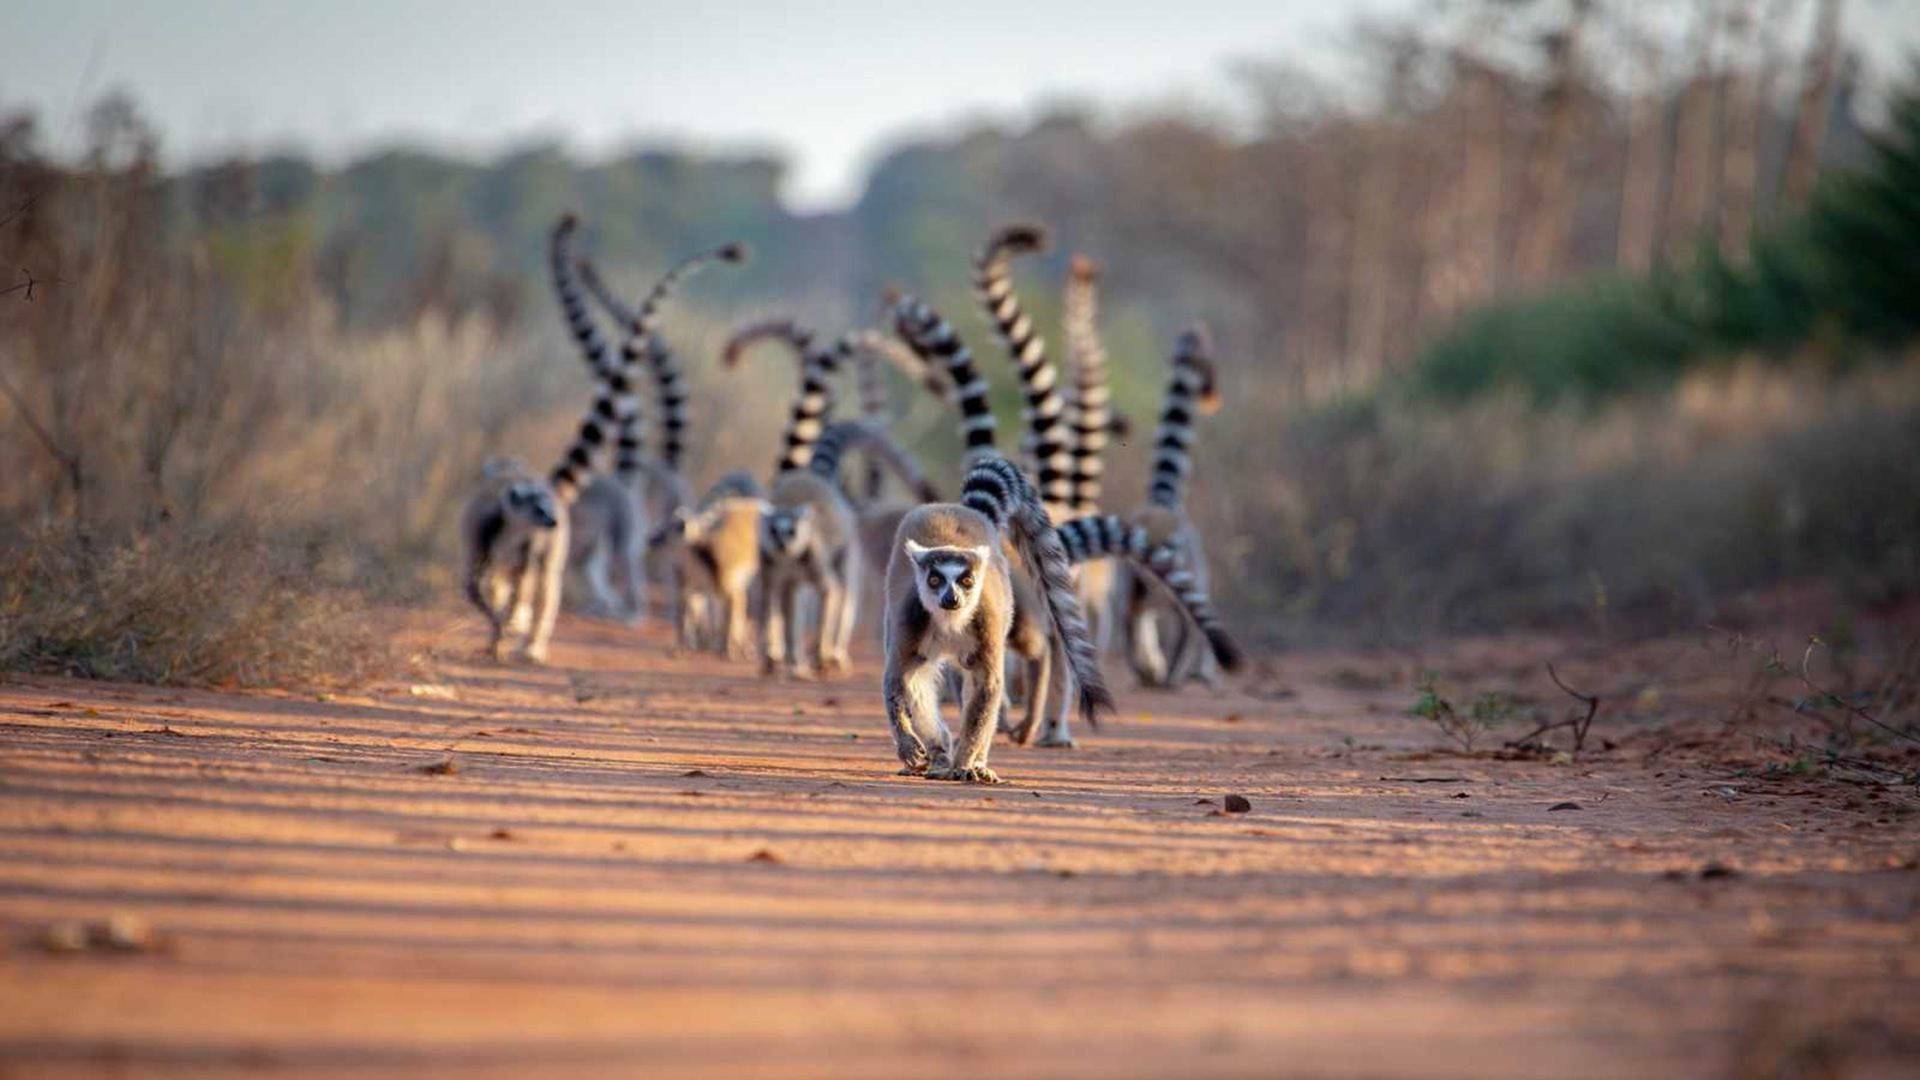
[418,757,459,776]
[747,849,783,864]
[1549,801,1582,811]
[1223,795,1253,814]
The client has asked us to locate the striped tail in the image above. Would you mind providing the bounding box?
[808,420,941,503]
[722,319,847,474]
[890,292,996,456]
[852,335,891,500]
[577,242,747,472]
[1063,255,1126,516]
[960,456,1114,724]
[1054,514,1245,672]
[974,224,1072,516]
[1147,325,1223,509]
[550,215,645,481]
[550,216,619,382]
[850,327,952,408]
[546,378,631,504]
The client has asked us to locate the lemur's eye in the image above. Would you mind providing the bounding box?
[957,574,974,589]
[927,573,942,589]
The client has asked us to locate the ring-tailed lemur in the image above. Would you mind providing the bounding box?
[461,375,628,662]
[723,320,856,676]
[1123,325,1225,688]
[650,470,764,658]
[548,215,650,621]
[1054,512,1244,673]
[1061,254,1131,657]
[974,224,1074,519]
[884,293,1111,779]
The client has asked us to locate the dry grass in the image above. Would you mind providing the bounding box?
[0,522,389,687]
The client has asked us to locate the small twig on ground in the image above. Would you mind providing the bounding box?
[1505,662,1603,756]
[1801,638,1920,749]
[1378,776,1472,783]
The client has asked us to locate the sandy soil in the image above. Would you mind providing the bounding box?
[1,610,1916,1078]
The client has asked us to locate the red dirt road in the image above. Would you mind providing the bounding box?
[1,613,1916,1078]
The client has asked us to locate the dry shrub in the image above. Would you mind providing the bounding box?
[1179,353,1920,642]
[0,522,389,687]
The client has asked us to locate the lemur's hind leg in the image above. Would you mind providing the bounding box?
[760,571,788,675]
[885,659,950,775]
[614,528,647,625]
[579,540,620,619]
[1036,634,1078,748]
[824,555,860,674]
[1014,644,1052,749]
[1127,577,1170,687]
[783,575,815,680]
[469,560,510,661]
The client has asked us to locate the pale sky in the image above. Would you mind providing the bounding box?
[4,1,1916,211]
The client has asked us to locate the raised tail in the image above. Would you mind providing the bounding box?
[849,327,951,410]
[1063,255,1121,516]
[890,291,996,457]
[974,224,1072,516]
[1054,513,1244,673]
[546,375,635,505]
[1147,325,1222,509]
[549,215,645,484]
[808,420,942,504]
[722,318,846,474]
[960,456,1115,725]
[577,242,747,472]
[550,215,619,382]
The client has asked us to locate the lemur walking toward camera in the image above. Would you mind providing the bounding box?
[461,374,632,663]
[882,293,1113,779]
[1123,325,1226,688]
[650,470,764,658]
[723,320,863,676]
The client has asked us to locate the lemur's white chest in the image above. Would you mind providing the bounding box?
[916,605,979,664]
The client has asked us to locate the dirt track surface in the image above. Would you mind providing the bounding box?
[1,612,1916,1078]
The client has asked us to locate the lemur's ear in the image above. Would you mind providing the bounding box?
[903,539,931,566]
[967,544,992,566]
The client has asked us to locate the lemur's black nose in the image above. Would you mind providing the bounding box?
[939,593,962,611]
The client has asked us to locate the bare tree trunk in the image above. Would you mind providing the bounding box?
[1617,35,1667,272]
[1345,125,1397,387]
[1782,0,1843,204]
[1513,3,1590,287]
[1718,2,1761,259]
[1666,1,1725,263]
[1293,122,1352,400]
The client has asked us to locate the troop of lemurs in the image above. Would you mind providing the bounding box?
[463,216,1243,782]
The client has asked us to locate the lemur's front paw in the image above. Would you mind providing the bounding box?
[785,664,818,682]
[819,654,850,677]
[930,764,1002,785]
[512,645,549,665]
[1035,731,1077,749]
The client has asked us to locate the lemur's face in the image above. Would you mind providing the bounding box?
[504,482,559,529]
[762,505,813,558]
[905,540,991,616]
